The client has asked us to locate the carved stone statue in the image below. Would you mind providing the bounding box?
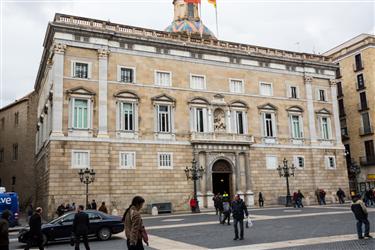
[214,108,226,132]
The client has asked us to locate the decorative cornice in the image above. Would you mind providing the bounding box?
[304,75,313,84]
[53,42,66,54]
[98,48,110,58]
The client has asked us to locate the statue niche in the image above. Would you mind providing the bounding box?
[214,108,226,132]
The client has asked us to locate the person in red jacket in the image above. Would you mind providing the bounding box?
[189,198,197,213]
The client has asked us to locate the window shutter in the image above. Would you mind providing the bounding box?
[190,107,196,132]
[134,103,139,132]
[154,105,158,133]
[202,108,208,133]
[71,61,76,77]
[231,110,236,134]
[271,113,277,137]
[117,66,121,82]
[88,62,92,79]
[243,111,248,134]
[261,113,265,137]
[208,109,213,133]
[68,98,73,128]
[327,117,332,139]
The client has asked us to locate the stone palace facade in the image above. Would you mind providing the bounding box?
[30,1,349,218]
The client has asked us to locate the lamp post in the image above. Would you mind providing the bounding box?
[277,158,295,207]
[78,168,96,209]
[184,159,204,213]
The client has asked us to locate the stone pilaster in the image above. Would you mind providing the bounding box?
[330,79,342,145]
[97,49,109,138]
[235,152,241,193]
[304,75,317,144]
[51,43,66,137]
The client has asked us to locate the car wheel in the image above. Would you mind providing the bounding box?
[97,227,112,241]
[42,233,48,246]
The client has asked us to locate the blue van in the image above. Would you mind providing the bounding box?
[0,192,20,227]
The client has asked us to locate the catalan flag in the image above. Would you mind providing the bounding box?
[208,0,216,8]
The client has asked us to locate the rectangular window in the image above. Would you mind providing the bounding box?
[230,79,244,93]
[338,99,345,117]
[158,153,173,169]
[365,140,375,161]
[12,144,18,161]
[264,113,274,137]
[188,3,194,18]
[337,82,343,97]
[266,156,278,170]
[0,148,4,162]
[190,75,205,90]
[119,152,136,169]
[325,156,336,169]
[157,105,171,133]
[290,86,298,99]
[362,112,371,134]
[294,156,305,169]
[155,71,171,87]
[14,112,19,126]
[359,92,368,110]
[321,117,330,140]
[119,102,134,131]
[71,150,90,169]
[236,111,244,134]
[357,74,365,89]
[260,82,273,96]
[74,62,89,78]
[196,108,205,133]
[291,115,302,138]
[120,68,134,83]
[73,99,89,129]
[319,89,326,101]
[355,54,363,71]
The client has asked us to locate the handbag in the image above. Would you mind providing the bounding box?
[246,216,253,228]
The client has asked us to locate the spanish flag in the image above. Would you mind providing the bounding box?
[184,0,201,3]
[208,0,216,8]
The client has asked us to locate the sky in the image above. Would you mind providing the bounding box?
[1,0,374,108]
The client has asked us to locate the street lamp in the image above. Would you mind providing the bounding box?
[78,168,96,209]
[184,159,204,213]
[277,158,295,207]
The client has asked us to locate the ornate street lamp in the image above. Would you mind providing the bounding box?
[277,158,295,207]
[78,168,96,209]
[185,159,204,213]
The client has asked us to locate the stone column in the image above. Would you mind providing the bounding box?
[97,49,109,138]
[51,43,66,137]
[244,152,254,206]
[330,79,342,145]
[205,152,214,208]
[304,76,317,144]
[235,152,241,193]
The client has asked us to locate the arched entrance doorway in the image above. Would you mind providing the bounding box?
[212,160,232,196]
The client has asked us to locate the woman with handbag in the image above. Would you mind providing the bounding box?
[123,196,148,250]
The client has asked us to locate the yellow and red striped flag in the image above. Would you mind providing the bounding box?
[184,0,201,3]
[208,0,217,8]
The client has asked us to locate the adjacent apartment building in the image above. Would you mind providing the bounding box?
[324,34,375,193]
[0,93,37,207]
[2,1,350,217]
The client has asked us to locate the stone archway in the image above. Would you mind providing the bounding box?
[212,159,233,197]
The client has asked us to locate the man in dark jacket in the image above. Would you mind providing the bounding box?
[73,205,90,250]
[0,210,10,250]
[231,194,248,240]
[90,200,97,210]
[351,195,372,239]
[336,188,346,204]
[25,207,44,250]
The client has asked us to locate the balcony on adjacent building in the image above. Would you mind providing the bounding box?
[190,132,254,145]
[341,127,349,140]
[359,126,374,136]
[360,156,375,166]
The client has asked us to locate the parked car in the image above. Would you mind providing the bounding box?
[18,210,124,246]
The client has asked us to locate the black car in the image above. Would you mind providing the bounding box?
[18,210,124,245]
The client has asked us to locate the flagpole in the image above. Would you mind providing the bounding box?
[215,4,219,39]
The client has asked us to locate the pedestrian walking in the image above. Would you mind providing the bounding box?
[72,202,76,211]
[73,205,90,250]
[319,189,326,205]
[98,202,108,214]
[351,194,372,239]
[217,195,224,224]
[27,204,33,223]
[297,190,305,208]
[221,192,231,225]
[91,200,97,210]
[213,193,221,215]
[231,194,249,240]
[258,192,264,208]
[189,197,197,213]
[336,188,346,204]
[0,210,11,250]
[315,188,321,205]
[25,207,44,250]
[123,196,148,250]
[292,192,298,208]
